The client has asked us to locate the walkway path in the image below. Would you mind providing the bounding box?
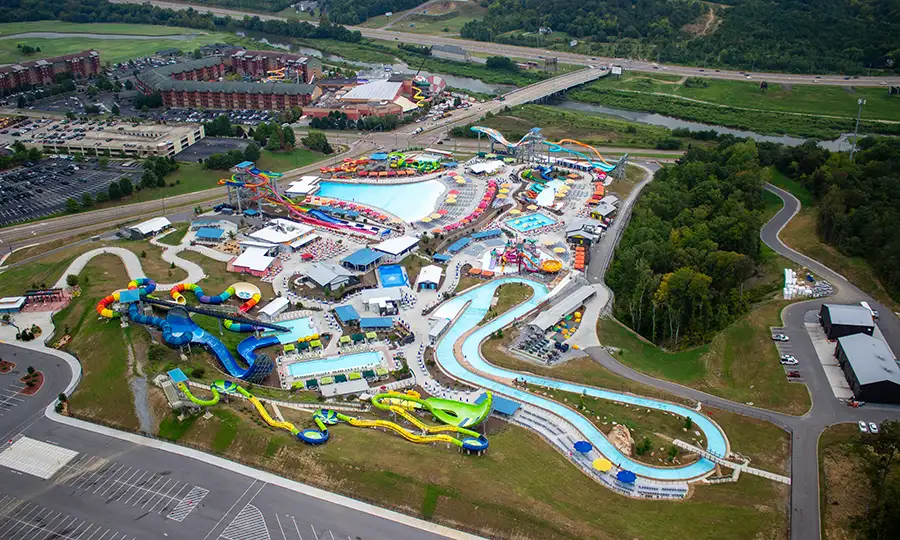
[53,246,206,291]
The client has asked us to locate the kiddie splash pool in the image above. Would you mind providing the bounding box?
[317,180,446,222]
[287,351,383,378]
[505,212,557,233]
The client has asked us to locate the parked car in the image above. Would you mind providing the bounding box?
[858,421,869,433]
[773,334,790,342]
[869,422,879,434]
[780,354,798,365]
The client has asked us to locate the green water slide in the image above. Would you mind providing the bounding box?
[177,380,238,407]
[372,392,492,428]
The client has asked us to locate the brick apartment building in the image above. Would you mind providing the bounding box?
[135,54,322,111]
[0,50,101,92]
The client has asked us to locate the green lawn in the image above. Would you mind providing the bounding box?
[0,22,252,64]
[768,167,814,207]
[255,147,329,172]
[485,282,533,323]
[157,222,189,247]
[571,73,900,138]
[0,21,206,36]
[393,5,488,36]
[819,423,871,540]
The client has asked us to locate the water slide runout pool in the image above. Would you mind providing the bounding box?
[435,278,728,480]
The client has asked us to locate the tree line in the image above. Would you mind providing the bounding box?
[309,110,400,132]
[0,0,362,45]
[606,139,768,347]
[760,137,900,302]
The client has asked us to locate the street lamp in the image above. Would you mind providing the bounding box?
[850,98,866,161]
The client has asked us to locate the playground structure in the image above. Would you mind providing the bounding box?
[97,278,283,382]
[171,369,491,452]
[491,239,561,274]
[470,126,627,177]
[220,163,389,236]
[319,152,444,179]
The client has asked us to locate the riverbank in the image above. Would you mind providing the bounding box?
[569,73,900,139]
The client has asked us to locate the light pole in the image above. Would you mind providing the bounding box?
[850,98,866,162]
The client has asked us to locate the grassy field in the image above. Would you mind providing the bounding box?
[570,73,900,138]
[255,147,329,172]
[157,223,189,247]
[819,423,870,539]
[0,24,251,65]
[476,104,693,150]
[0,21,204,36]
[392,3,488,35]
[484,282,533,323]
[160,395,788,539]
[769,167,814,207]
[178,250,274,298]
[598,302,811,415]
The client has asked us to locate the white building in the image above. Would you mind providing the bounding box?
[372,235,419,262]
[249,218,313,246]
[469,160,504,175]
[285,176,320,196]
[415,265,443,290]
[127,217,171,239]
[259,297,290,321]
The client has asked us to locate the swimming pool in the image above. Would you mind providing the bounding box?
[264,317,316,344]
[434,278,727,481]
[505,212,557,233]
[317,180,446,223]
[287,351,383,379]
[535,179,566,207]
[378,264,408,288]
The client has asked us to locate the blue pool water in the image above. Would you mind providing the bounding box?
[317,180,446,223]
[378,264,408,288]
[288,351,383,379]
[264,317,316,344]
[505,212,557,233]
[435,278,727,481]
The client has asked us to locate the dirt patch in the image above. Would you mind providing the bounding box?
[19,371,44,395]
[822,441,872,539]
[683,6,720,37]
[0,360,15,374]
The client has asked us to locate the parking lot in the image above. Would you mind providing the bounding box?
[0,158,141,226]
[156,108,276,126]
[175,137,249,162]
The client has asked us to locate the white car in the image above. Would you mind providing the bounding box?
[780,355,798,365]
[869,422,879,434]
[858,421,869,433]
[773,334,790,342]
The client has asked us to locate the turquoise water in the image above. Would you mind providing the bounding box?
[435,278,726,481]
[317,180,446,222]
[505,212,557,233]
[264,317,316,344]
[288,351,382,378]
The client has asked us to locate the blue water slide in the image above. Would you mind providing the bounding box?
[538,166,553,183]
[309,209,345,225]
[128,304,192,346]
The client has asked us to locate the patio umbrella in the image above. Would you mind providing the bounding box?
[555,191,566,198]
[509,209,522,215]
[456,179,467,184]
[543,239,556,245]
[437,209,449,215]
[574,441,593,453]
[430,213,442,219]
[432,228,443,234]
[449,190,459,195]
[496,194,507,199]
[553,247,566,253]
[565,179,576,184]
[592,458,613,472]
[499,188,509,194]
[527,204,538,210]
[616,470,637,484]
[501,183,512,188]
[421,217,432,223]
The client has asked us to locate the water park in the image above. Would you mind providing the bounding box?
[41,120,793,507]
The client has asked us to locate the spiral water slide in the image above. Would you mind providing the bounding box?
[469,126,543,151]
[543,138,618,172]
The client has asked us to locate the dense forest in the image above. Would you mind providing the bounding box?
[0,0,362,43]
[761,137,900,302]
[460,0,900,74]
[606,140,767,347]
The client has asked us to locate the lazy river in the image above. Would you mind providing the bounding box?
[435,278,727,480]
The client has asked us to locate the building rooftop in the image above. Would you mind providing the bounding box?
[529,285,596,332]
[838,333,900,385]
[825,304,875,327]
[340,80,402,102]
[232,246,275,272]
[259,297,290,317]
[334,305,361,323]
[137,56,316,95]
[360,317,395,329]
[249,219,313,244]
[130,217,171,235]
[416,265,443,286]
[285,176,320,195]
[307,262,353,288]
[372,235,419,256]
[195,227,224,240]
[342,248,383,268]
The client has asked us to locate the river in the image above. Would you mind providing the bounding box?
[556,99,857,151]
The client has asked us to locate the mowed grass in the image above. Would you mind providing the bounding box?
[0,34,247,65]
[0,242,106,296]
[393,4,488,35]
[178,250,275,298]
[0,21,209,36]
[768,167,814,208]
[156,223,189,247]
[53,255,140,430]
[255,147,329,172]
[598,303,812,415]
[485,282,533,322]
[166,398,789,540]
[118,238,189,283]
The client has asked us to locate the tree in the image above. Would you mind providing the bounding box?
[81,192,94,207]
[282,125,296,148]
[111,103,120,115]
[65,198,80,213]
[141,169,157,189]
[243,142,261,161]
[156,174,166,188]
[301,129,333,154]
[124,80,133,91]
[485,56,518,71]
[95,191,109,202]
[65,274,79,287]
[98,157,109,170]
[119,177,133,196]
[108,182,122,200]
[192,49,203,59]
[265,128,285,151]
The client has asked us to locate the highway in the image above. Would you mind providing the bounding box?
[111,0,900,87]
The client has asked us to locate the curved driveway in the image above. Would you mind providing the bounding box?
[584,176,900,539]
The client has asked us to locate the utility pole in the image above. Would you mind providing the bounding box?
[850,98,866,162]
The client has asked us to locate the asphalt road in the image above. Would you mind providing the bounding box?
[0,345,470,540]
[109,0,900,88]
[582,175,900,540]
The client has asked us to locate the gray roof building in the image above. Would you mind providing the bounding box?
[529,285,596,332]
[306,263,354,289]
[836,333,900,403]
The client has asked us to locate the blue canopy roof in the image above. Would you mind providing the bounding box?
[334,305,360,323]
[196,227,224,240]
[360,317,394,329]
[167,368,188,384]
[343,248,383,268]
[119,289,142,304]
[447,237,472,254]
[471,229,502,240]
[433,253,451,262]
[371,152,389,160]
[475,393,520,416]
[242,209,260,216]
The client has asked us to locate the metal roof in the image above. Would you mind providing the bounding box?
[306,263,353,288]
[475,393,520,416]
[334,305,360,323]
[529,285,596,332]
[342,248,383,268]
[340,80,402,102]
[373,235,419,256]
[195,227,224,240]
[838,333,900,386]
[360,317,394,329]
[824,304,875,327]
[130,217,171,235]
